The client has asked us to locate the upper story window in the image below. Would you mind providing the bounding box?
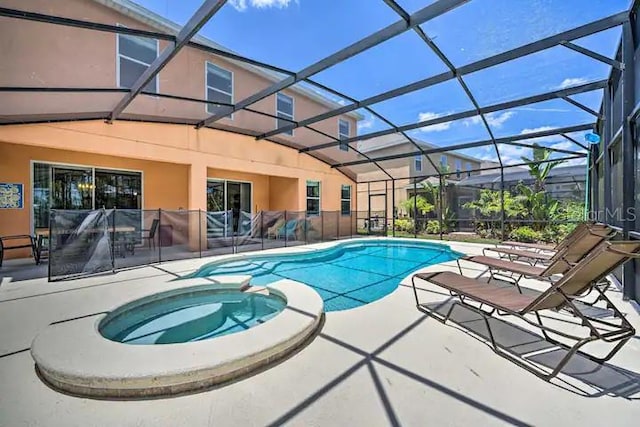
[440,155,447,170]
[306,181,320,215]
[117,32,158,92]
[277,93,294,136]
[414,155,423,172]
[341,185,351,215]
[466,162,472,177]
[206,62,233,117]
[455,159,461,178]
[339,119,350,151]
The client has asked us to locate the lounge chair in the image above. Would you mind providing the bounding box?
[487,222,597,263]
[0,234,39,267]
[411,240,640,380]
[463,224,613,291]
[277,219,298,240]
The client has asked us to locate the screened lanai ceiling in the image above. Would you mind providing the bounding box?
[0,0,630,181]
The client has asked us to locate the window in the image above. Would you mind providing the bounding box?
[32,162,142,230]
[276,93,294,136]
[117,32,158,92]
[341,185,351,215]
[206,62,233,117]
[306,181,320,215]
[440,155,447,169]
[466,162,472,177]
[455,159,461,178]
[339,119,350,151]
[414,155,422,172]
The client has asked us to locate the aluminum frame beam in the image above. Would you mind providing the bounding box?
[108,0,227,122]
[195,0,470,128]
[357,155,587,184]
[560,133,589,151]
[332,123,593,168]
[258,11,627,140]
[0,6,175,40]
[503,141,585,156]
[560,96,603,118]
[561,41,624,70]
[302,80,606,153]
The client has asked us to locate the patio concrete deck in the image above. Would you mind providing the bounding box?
[1,239,639,426]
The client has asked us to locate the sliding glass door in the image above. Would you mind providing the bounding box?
[206,179,252,238]
[32,162,142,231]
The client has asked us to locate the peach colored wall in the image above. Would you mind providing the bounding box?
[207,168,270,213]
[0,140,189,257]
[0,120,355,212]
[269,177,299,211]
[0,0,358,144]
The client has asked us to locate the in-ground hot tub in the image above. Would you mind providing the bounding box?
[31,279,323,398]
[100,289,286,345]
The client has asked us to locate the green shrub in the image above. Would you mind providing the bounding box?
[509,226,541,243]
[394,218,414,233]
[425,220,441,234]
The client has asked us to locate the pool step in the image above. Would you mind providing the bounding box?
[244,286,269,295]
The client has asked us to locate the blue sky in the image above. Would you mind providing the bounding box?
[133,0,628,165]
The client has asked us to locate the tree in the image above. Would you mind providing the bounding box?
[520,143,563,192]
[400,195,433,217]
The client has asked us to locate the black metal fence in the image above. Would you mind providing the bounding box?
[47,208,360,281]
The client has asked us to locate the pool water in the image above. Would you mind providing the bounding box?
[100,290,286,345]
[191,240,460,311]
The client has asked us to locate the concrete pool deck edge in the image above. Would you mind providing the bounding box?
[30,279,324,398]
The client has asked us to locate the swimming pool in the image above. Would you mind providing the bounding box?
[190,239,461,311]
[100,289,286,344]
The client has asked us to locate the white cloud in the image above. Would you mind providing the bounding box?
[557,77,588,89]
[229,0,297,11]
[463,111,515,129]
[518,126,565,145]
[357,114,375,131]
[416,112,452,133]
[497,144,533,165]
[514,107,572,113]
[550,141,573,151]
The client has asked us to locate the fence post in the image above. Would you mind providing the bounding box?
[111,208,116,272]
[392,179,396,237]
[261,211,264,251]
[413,181,417,238]
[158,208,162,263]
[337,210,340,240]
[47,210,52,282]
[284,210,288,247]
[198,209,202,258]
[439,177,444,241]
[321,211,325,242]
[350,211,353,238]
[500,169,506,241]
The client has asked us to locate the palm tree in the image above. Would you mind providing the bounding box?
[520,143,563,192]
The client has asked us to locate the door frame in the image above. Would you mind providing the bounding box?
[367,193,387,235]
[30,160,144,233]
[206,178,254,238]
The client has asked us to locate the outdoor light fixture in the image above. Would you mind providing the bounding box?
[584,132,601,144]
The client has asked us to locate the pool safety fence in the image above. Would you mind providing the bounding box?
[47,208,360,281]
